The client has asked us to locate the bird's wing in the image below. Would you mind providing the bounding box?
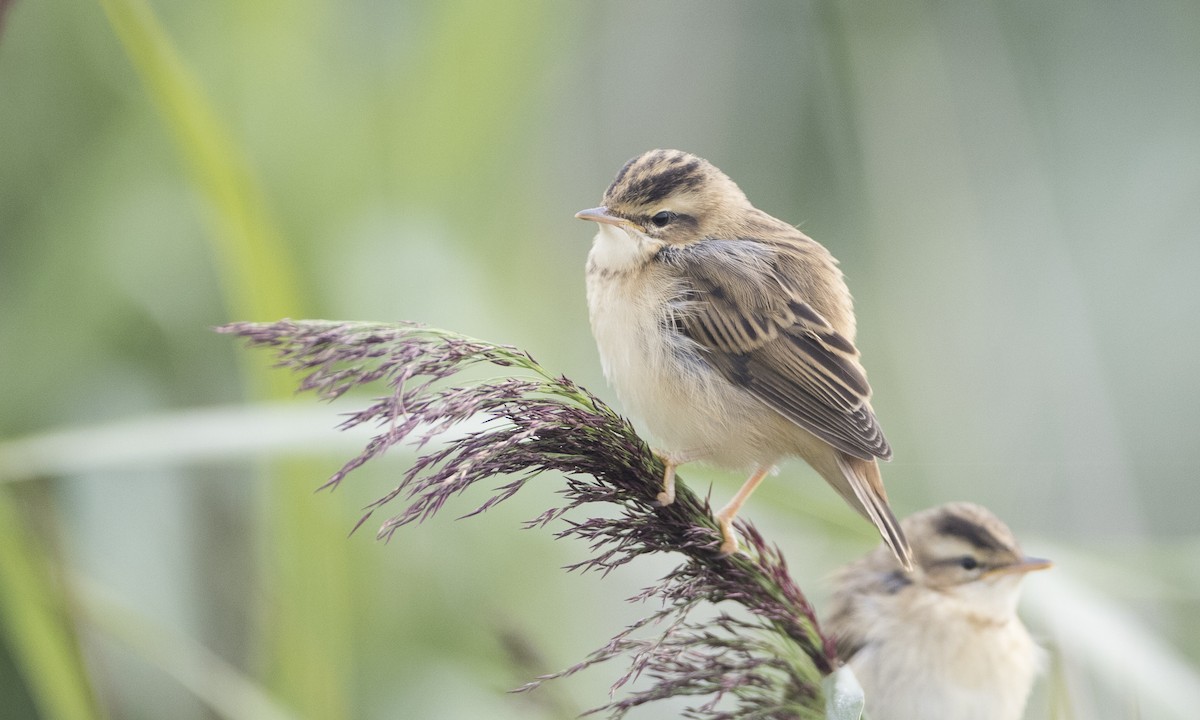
[658,239,891,461]
[825,560,913,660]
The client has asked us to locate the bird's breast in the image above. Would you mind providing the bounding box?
[585,253,778,468]
[850,591,1041,720]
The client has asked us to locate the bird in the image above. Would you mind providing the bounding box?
[826,502,1051,720]
[576,148,911,567]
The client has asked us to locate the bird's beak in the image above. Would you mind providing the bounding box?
[575,206,629,227]
[986,556,1053,578]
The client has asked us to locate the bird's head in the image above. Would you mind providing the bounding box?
[576,149,753,249]
[905,502,1051,620]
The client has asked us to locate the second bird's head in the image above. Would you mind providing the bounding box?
[900,502,1051,620]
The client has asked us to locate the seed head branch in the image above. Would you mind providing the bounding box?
[219,319,837,718]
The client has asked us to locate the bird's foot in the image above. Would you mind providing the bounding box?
[717,516,740,556]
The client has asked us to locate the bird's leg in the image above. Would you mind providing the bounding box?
[652,448,705,506]
[714,465,773,555]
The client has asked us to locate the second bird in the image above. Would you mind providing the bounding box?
[578,149,911,568]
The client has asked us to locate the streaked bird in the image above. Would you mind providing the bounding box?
[827,502,1050,720]
[577,149,910,566]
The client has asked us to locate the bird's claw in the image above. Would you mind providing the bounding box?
[718,518,740,556]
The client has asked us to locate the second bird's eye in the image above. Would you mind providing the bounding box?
[650,211,676,228]
[959,556,979,570]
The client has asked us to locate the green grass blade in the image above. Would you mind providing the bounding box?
[0,490,104,720]
[97,1,351,717]
[98,0,300,326]
[73,575,298,720]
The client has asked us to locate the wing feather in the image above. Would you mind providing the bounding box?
[657,239,892,461]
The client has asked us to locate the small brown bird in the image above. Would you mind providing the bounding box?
[826,502,1051,720]
[577,149,910,566]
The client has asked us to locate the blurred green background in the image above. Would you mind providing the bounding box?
[2,1,1199,718]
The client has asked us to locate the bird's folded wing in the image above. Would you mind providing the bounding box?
[826,557,914,660]
[659,239,891,461]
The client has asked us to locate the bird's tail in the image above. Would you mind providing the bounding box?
[834,455,913,570]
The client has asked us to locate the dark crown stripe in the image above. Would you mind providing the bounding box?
[637,160,703,205]
[935,512,1007,552]
[615,159,704,207]
[607,155,639,196]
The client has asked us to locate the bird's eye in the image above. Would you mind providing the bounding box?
[650,211,676,228]
[959,556,979,570]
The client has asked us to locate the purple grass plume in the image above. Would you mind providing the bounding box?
[219,319,838,718]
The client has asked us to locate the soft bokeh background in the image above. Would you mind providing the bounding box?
[2,1,1199,718]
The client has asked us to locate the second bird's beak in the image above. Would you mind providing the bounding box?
[575,206,629,227]
[986,556,1053,578]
